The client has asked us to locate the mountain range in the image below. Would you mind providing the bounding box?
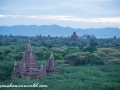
[0,24,120,38]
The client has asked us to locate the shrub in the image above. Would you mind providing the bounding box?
[96,48,120,64]
[0,49,4,62]
[14,52,23,61]
[35,51,44,60]
[89,54,104,65]
[64,52,104,66]
[83,46,97,53]
[62,47,80,57]
[42,52,63,61]
[0,61,13,81]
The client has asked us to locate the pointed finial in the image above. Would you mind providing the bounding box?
[26,40,32,51]
[50,51,53,58]
[14,60,17,66]
[40,64,43,68]
[23,61,26,68]
[13,60,17,70]
[28,40,31,47]
[29,40,30,45]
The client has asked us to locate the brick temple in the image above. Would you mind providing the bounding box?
[71,31,79,41]
[12,40,58,79]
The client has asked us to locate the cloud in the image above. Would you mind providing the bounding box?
[0,14,120,23]
[0,14,22,18]
[0,0,119,18]
[0,15,4,17]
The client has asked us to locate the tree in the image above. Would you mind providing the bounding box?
[83,41,98,53]
[64,52,104,66]
[0,49,4,62]
[42,52,63,61]
[64,52,91,66]
[0,61,13,81]
[83,46,97,53]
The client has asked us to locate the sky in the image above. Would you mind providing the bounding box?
[0,0,120,28]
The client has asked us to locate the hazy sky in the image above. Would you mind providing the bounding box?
[0,0,120,28]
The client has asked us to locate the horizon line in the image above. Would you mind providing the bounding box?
[0,24,120,29]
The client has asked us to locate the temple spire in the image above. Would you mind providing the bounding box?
[50,51,53,58]
[13,60,17,70]
[29,40,30,45]
[27,40,32,51]
[40,64,43,70]
[40,64,43,68]
[46,51,58,75]
[14,60,17,66]
[23,61,26,68]
[28,40,31,47]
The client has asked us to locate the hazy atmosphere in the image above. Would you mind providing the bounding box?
[0,0,120,28]
[0,1,120,90]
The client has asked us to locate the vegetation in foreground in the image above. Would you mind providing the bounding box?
[0,64,120,90]
[0,35,120,90]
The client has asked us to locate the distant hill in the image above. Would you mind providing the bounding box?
[0,25,120,38]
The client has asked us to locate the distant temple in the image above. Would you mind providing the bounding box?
[12,40,58,79]
[113,36,116,39]
[36,34,42,41]
[48,35,50,38]
[70,31,79,41]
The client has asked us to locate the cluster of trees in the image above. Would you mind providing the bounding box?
[0,35,120,80]
[64,52,103,66]
[0,35,120,90]
[0,35,120,63]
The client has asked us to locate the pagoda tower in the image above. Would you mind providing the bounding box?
[70,31,79,41]
[46,51,59,75]
[114,36,116,39]
[12,40,47,79]
[38,34,42,41]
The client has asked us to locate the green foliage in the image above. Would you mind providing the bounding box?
[0,49,4,61]
[96,48,120,64]
[14,52,23,61]
[64,52,104,66]
[0,61,13,81]
[0,35,120,90]
[50,47,64,53]
[65,53,90,66]
[83,40,98,53]
[42,52,50,61]
[83,46,97,53]
[35,51,44,60]
[16,44,26,53]
[54,53,63,60]
[32,46,47,60]
[62,47,80,57]
[42,52,63,61]
[90,40,98,47]
[89,54,104,65]
[5,49,12,55]
[0,64,120,90]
